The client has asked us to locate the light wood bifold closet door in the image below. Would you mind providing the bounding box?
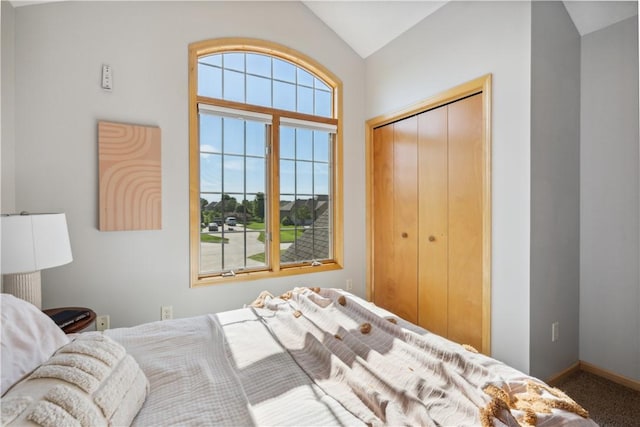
[373,93,484,351]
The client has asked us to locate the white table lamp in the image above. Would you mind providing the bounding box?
[1,213,73,309]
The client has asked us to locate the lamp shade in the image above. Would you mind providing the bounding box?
[1,213,73,274]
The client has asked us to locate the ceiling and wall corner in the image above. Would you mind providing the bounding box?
[301,0,637,58]
[562,1,639,35]
[301,1,448,58]
[9,1,639,59]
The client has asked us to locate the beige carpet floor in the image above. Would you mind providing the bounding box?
[555,371,640,427]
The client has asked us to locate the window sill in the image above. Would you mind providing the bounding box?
[191,261,343,288]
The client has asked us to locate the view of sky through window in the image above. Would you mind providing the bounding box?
[198,52,332,117]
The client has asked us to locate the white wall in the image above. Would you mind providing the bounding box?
[9,1,366,327]
[1,0,15,214]
[580,15,640,381]
[529,1,581,380]
[365,1,532,372]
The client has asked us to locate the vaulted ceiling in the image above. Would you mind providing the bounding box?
[303,1,638,58]
[8,0,639,59]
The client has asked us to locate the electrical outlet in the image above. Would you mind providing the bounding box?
[346,279,353,291]
[96,315,110,332]
[161,305,173,321]
[552,321,560,342]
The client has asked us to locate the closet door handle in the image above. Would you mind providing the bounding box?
[401,232,408,238]
[428,235,436,242]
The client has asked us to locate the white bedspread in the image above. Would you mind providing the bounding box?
[106,305,363,426]
[106,288,596,427]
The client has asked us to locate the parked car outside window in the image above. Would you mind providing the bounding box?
[208,223,218,231]
[225,217,237,226]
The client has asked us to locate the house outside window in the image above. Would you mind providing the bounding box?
[189,38,343,285]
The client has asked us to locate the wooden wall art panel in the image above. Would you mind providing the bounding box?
[98,121,162,231]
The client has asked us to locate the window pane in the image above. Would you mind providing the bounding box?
[223,154,244,194]
[247,54,271,78]
[297,68,314,87]
[198,112,269,276]
[200,114,222,153]
[251,192,267,223]
[246,121,265,157]
[200,194,220,227]
[198,64,222,99]
[296,128,313,161]
[296,161,313,195]
[246,75,271,107]
[273,81,295,111]
[222,193,264,271]
[297,86,313,115]
[280,126,295,159]
[273,58,296,83]
[280,204,331,264]
[314,163,329,195]
[200,54,222,67]
[314,77,330,91]
[200,192,223,273]
[245,230,267,269]
[223,69,245,103]
[280,160,295,195]
[200,154,222,193]
[246,157,265,194]
[314,89,332,117]
[221,194,241,218]
[223,118,245,156]
[313,131,330,162]
[224,53,244,72]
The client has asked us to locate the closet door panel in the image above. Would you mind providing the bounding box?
[447,93,484,350]
[372,125,397,315]
[391,117,419,323]
[417,106,449,335]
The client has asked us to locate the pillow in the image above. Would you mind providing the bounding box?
[1,333,149,426]
[1,294,70,395]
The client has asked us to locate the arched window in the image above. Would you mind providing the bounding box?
[189,38,343,286]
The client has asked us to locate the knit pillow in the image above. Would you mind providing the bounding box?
[1,294,70,395]
[0,333,148,427]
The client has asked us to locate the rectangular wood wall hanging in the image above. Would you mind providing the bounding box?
[98,121,162,231]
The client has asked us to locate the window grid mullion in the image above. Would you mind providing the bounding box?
[220,117,226,271]
[294,129,299,261]
[311,131,316,258]
[242,120,247,269]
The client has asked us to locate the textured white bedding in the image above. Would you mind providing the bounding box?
[106,289,597,427]
[106,306,363,426]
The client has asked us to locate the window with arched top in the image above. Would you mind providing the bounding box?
[189,38,343,286]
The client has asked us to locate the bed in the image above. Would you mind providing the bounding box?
[1,288,596,427]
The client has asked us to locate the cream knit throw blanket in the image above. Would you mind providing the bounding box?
[252,288,590,427]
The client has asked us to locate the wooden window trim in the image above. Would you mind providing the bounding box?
[189,38,344,287]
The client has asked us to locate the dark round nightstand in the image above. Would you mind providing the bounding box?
[43,307,97,334]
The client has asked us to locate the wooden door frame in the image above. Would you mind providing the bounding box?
[365,74,492,355]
